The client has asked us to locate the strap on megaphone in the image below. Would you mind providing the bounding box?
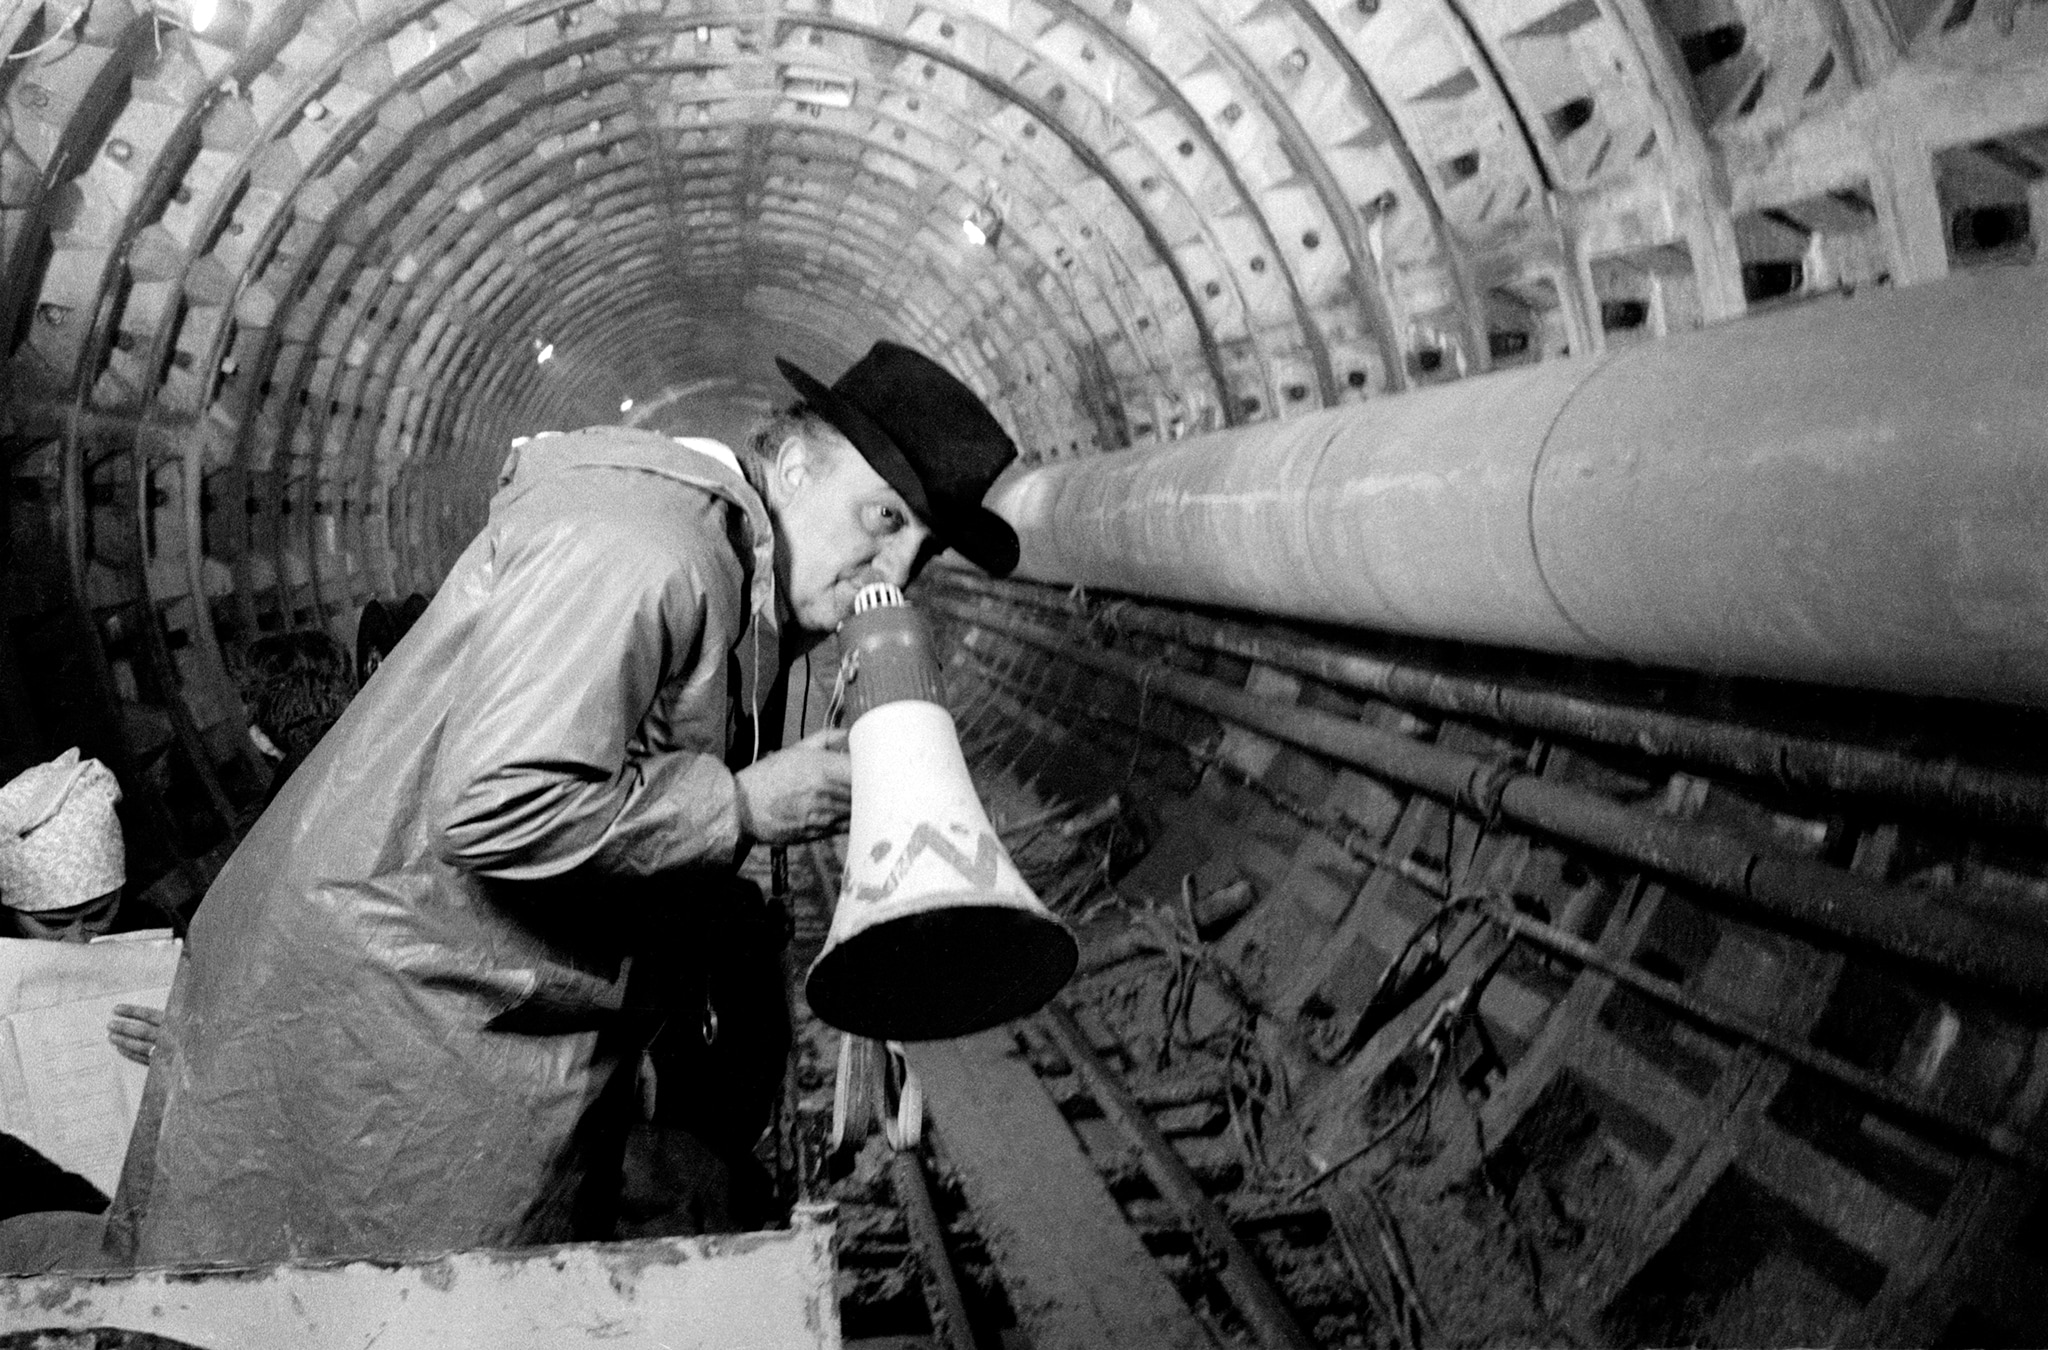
[830,1033,924,1153]
[883,1046,923,1151]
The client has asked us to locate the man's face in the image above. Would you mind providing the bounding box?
[12,888,121,943]
[773,427,934,633]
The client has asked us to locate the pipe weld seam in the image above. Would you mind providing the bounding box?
[1459,758,1518,827]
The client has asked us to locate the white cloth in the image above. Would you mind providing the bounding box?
[0,749,125,913]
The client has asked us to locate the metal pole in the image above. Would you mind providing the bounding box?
[933,569,2048,834]
[1041,1003,1318,1350]
[890,1148,982,1350]
[945,601,2048,1000]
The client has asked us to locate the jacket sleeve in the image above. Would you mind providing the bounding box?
[426,496,746,882]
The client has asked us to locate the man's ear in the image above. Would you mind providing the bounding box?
[772,435,812,500]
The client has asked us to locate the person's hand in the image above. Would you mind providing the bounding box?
[107,1003,163,1067]
[733,728,852,845]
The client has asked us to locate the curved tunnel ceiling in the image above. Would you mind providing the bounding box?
[0,0,2043,627]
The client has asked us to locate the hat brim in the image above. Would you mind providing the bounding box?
[775,358,1020,577]
[924,496,1021,578]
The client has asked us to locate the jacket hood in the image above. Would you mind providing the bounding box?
[495,427,779,643]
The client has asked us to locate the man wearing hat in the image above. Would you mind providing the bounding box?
[0,748,128,943]
[0,749,162,1068]
[0,749,163,1277]
[109,341,1021,1265]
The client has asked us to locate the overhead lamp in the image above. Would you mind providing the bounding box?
[960,199,1003,249]
[781,65,855,110]
[533,339,555,365]
[619,398,634,412]
[7,4,84,60]
[154,0,252,44]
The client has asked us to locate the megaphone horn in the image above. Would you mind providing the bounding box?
[805,582,1079,1042]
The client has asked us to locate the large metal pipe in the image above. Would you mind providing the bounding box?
[988,268,2048,707]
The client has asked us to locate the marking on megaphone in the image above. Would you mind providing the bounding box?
[853,823,1004,905]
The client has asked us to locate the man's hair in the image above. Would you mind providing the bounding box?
[742,401,841,500]
[232,626,356,700]
[355,601,396,683]
[353,593,429,684]
[253,670,354,762]
[228,629,356,764]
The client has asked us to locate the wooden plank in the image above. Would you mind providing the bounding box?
[1846,1023,2048,1343]
[1277,794,1445,1017]
[1554,933,1847,1319]
[906,1030,1219,1350]
[1573,1028,1712,1144]
[1742,1124,1930,1268]
[1420,878,1654,1191]
[0,1225,836,1348]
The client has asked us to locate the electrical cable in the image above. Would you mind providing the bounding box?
[5,4,87,61]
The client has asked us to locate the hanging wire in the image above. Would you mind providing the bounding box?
[1089,871,1296,1177]
[826,646,854,727]
[1327,1200,1421,1350]
[5,3,88,61]
[1355,1178,1439,1345]
[796,648,812,733]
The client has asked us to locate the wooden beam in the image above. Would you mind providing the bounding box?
[906,1029,1219,1350]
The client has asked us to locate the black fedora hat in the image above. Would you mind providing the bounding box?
[774,341,1020,577]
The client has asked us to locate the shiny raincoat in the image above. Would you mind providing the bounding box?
[109,429,781,1265]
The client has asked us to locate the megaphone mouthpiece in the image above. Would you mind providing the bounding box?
[851,581,905,613]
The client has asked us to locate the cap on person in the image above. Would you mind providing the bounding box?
[774,341,1021,577]
[0,749,125,916]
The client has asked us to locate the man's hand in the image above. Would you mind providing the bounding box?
[108,1003,164,1067]
[733,728,852,845]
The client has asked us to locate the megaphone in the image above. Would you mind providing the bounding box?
[805,582,1079,1041]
